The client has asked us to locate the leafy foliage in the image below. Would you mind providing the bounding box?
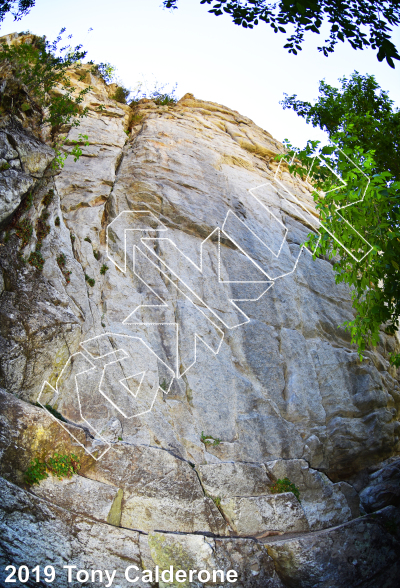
[85,273,95,287]
[90,62,117,84]
[42,189,54,207]
[212,495,221,507]
[279,72,400,366]
[270,477,300,501]
[0,29,91,128]
[0,0,34,24]
[164,1,400,67]
[280,140,400,366]
[281,72,400,180]
[200,431,221,446]
[24,457,48,485]
[112,85,130,104]
[27,249,44,270]
[24,452,80,485]
[15,217,33,246]
[100,263,108,275]
[53,133,89,169]
[47,453,80,480]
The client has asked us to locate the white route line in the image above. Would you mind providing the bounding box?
[41,146,372,458]
[37,352,112,461]
[273,144,374,263]
[121,221,273,377]
[38,334,175,458]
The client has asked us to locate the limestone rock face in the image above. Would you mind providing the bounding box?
[265,459,354,531]
[264,506,400,588]
[220,493,309,535]
[0,53,399,587]
[0,119,54,223]
[359,457,400,513]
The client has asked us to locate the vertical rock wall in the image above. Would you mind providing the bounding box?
[0,52,399,587]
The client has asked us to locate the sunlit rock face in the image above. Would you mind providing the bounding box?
[0,46,399,587]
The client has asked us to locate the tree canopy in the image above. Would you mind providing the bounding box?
[164,1,400,67]
[280,72,400,365]
[0,0,34,24]
[281,72,400,180]
[0,30,90,129]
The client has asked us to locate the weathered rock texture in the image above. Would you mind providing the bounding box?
[0,33,399,587]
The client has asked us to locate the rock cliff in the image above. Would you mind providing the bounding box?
[0,40,400,587]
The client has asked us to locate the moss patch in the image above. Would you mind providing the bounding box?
[107,488,123,526]
[148,534,197,588]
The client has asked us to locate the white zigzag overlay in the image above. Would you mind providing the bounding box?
[38,145,372,458]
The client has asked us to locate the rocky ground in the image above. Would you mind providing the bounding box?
[0,33,399,588]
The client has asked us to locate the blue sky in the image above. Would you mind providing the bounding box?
[1,0,399,146]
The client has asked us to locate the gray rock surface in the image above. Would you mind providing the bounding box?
[0,120,54,224]
[196,462,271,499]
[0,476,150,588]
[31,475,121,524]
[220,493,309,535]
[264,506,400,588]
[266,459,353,531]
[359,457,400,513]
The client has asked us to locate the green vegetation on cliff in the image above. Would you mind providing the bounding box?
[281,72,400,365]
[24,452,81,485]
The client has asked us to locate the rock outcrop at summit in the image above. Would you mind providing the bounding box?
[0,37,399,587]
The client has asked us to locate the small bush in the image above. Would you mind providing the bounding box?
[70,233,76,244]
[24,452,81,485]
[129,112,144,126]
[0,161,10,171]
[93,249,100,260]
[91,62,116,84]
[24,193,33,211]
[28,249,45,270]
[36,214,50,244]
[47,453,80,480]
[112,86,130,104]
[57,253,72,283]
[100,263,108,275]
[24,458,48,485]
[42,190,54,207]
[201,431,221,446]
[0,30,90,129]
[57,252,66,267]
[270,477,300,501]
[130,80,178,106]
[55,216,60,226]
[84,236,91,243]
[15,218,33,247]
[85,274,95,287]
